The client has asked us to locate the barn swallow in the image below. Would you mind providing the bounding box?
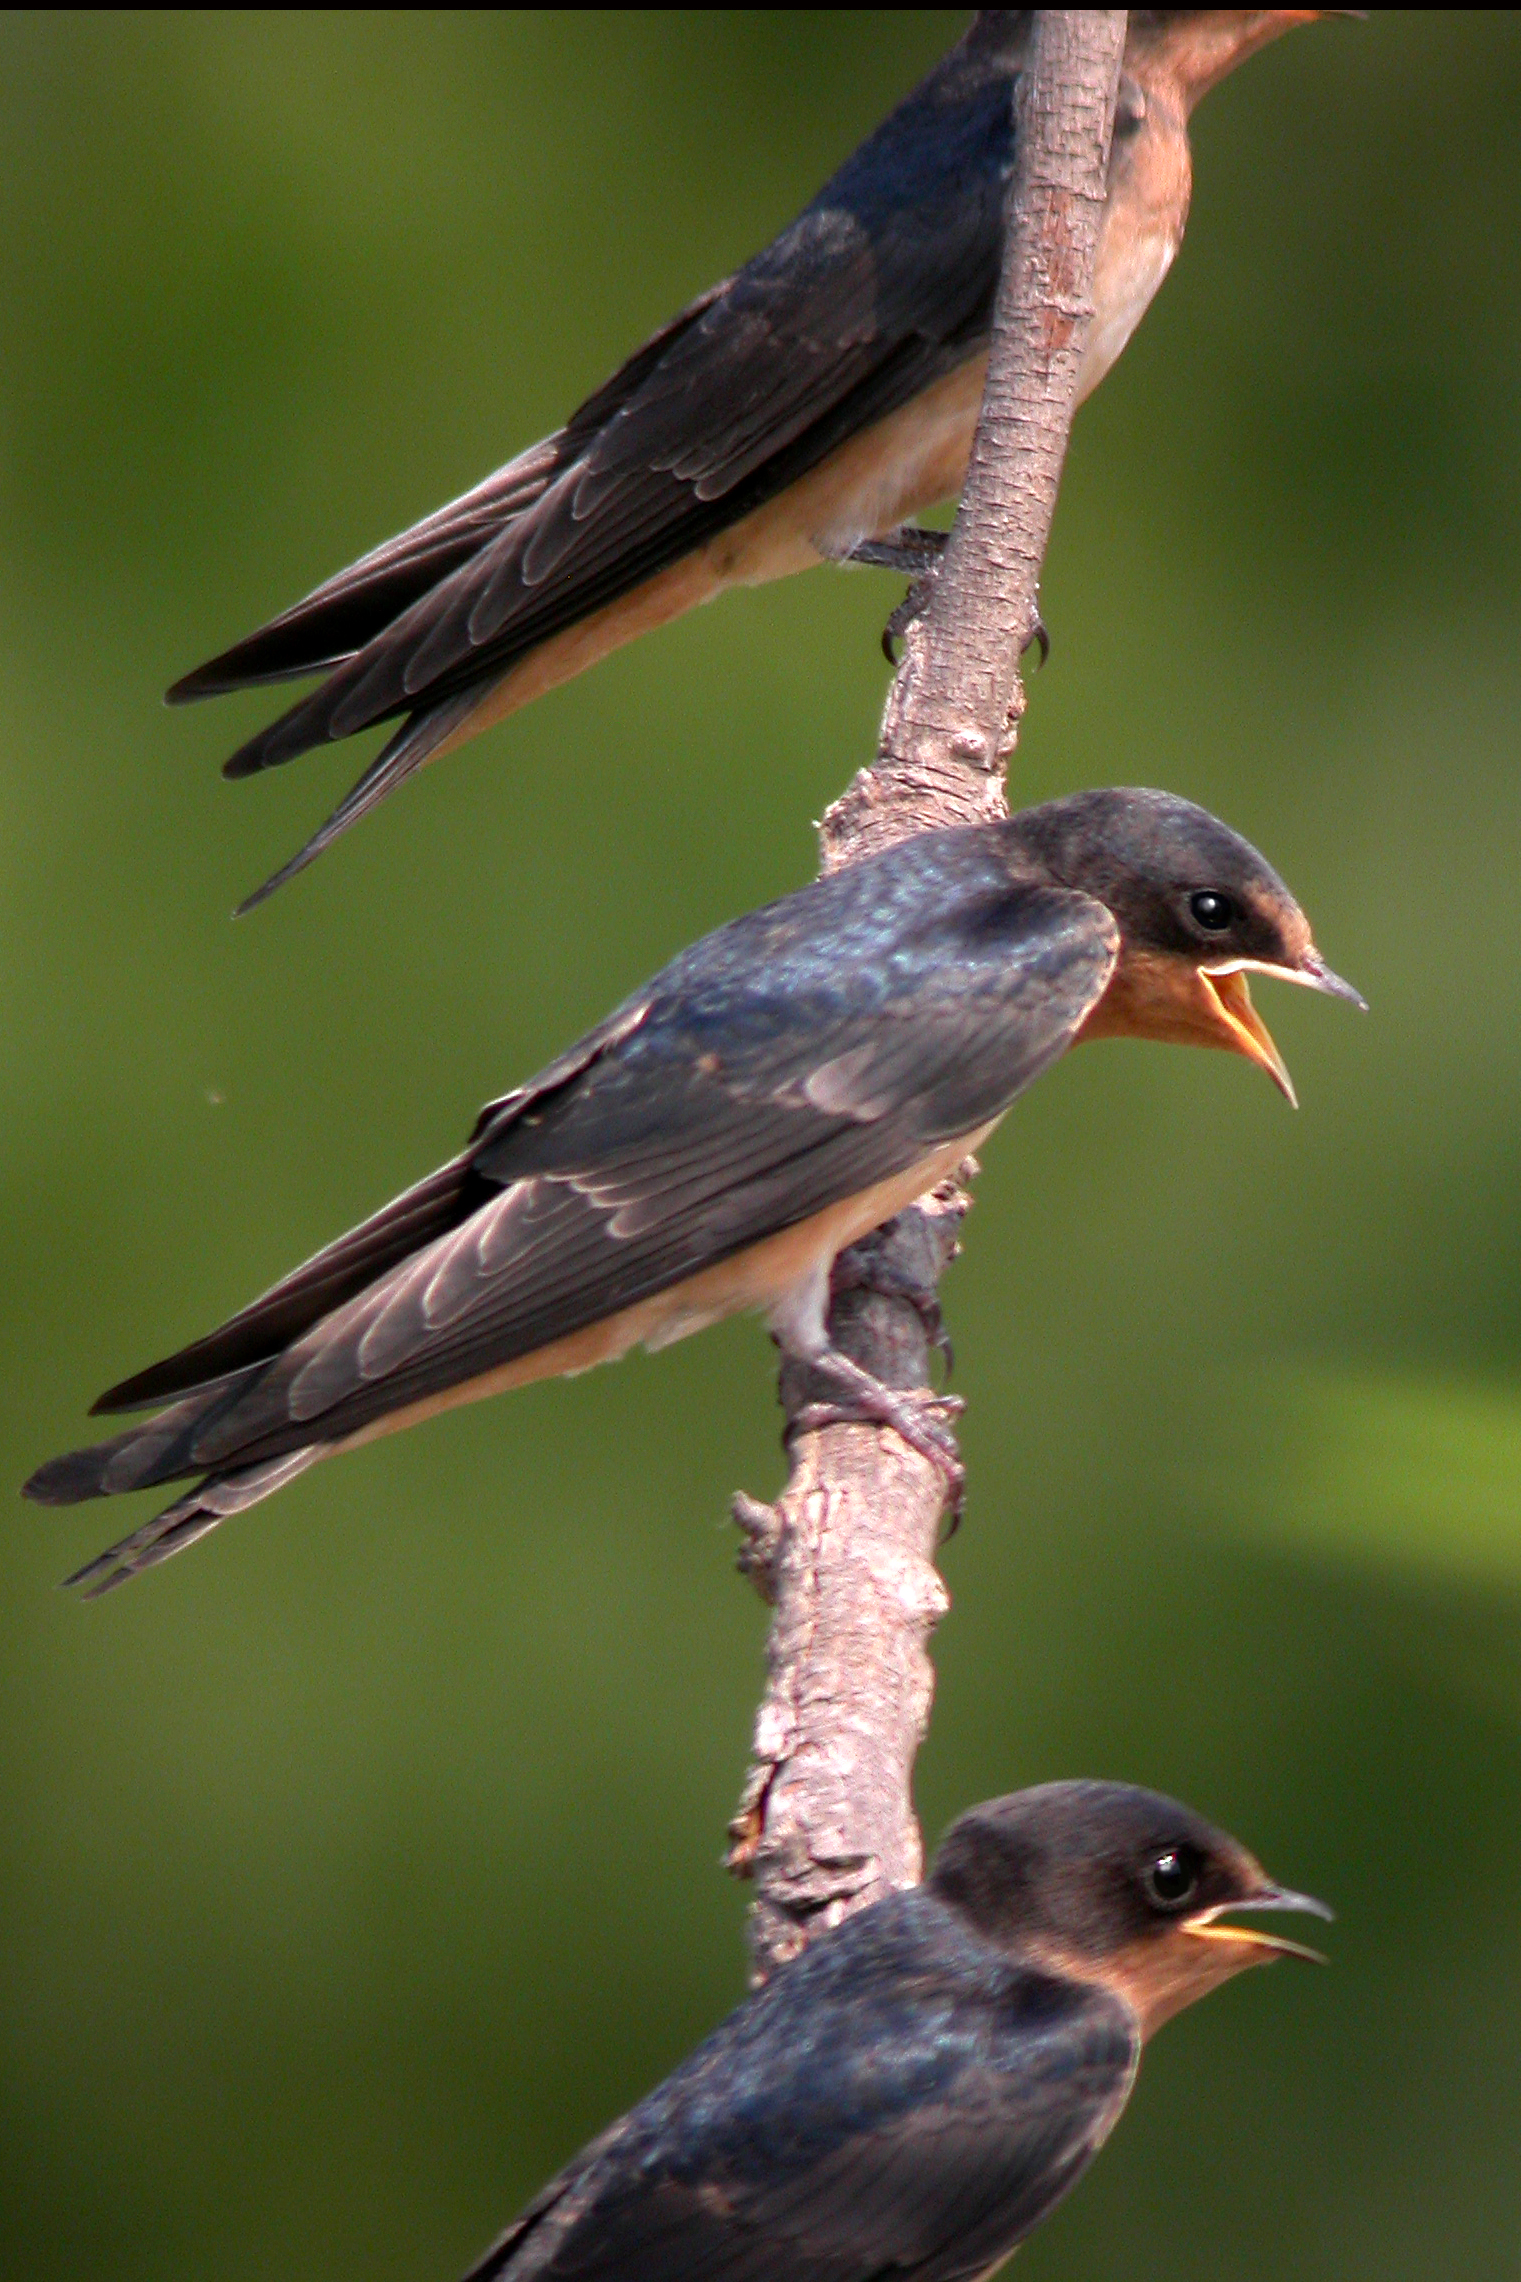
[163,11,1343,909]
[24,789,1362,1592]
[456,1780,1329,2282]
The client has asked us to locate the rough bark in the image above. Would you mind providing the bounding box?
[728,12,1127,1982]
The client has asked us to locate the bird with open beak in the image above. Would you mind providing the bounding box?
[25,788,1362,1592]
[455,1780,1330,2282]
[160,11,1352,908]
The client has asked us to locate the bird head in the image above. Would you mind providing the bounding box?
[1009,785,1364,1107]
[930,1779,1331,2038]
[1125,13,1351,115]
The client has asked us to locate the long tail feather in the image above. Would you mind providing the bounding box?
[169,439,565,705]
[234,693,478,914]
[62,1450,321,1597]
[24,1376,258,1506]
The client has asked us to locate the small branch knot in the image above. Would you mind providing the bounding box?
[732,1490,783,1603]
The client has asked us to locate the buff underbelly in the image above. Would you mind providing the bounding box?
[417,356,992,764]
[336,1119,998,1455]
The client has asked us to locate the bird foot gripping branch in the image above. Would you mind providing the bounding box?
[846,528,950,664]
[850,526,1052,672]
[787,1379,966,1514]
[778,1181,974,1508]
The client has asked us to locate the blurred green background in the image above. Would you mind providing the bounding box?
[3,10,1519,2277]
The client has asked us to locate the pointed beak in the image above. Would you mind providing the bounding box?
[1200,969,1299,1108]
[1296,948,1368,1011]
[1183,1882,1334,1967]
[1200,944,1366,1108]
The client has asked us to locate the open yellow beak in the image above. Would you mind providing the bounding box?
[1201,969,1299,1108]
[1183,1884,1333,1967]
[1200,948,1365,1110]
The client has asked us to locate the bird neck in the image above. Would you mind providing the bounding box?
[1015,1926,1264,2043]
[1074,946,1222,1052]
[1126,10,1324,116]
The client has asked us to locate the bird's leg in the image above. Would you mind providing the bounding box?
[846,527,951,578]
[847,527,1049,668]
[829,1232,954,1378]
[847,528,949,662]
[787,1352,966,1514]
[770,1216,968,1513]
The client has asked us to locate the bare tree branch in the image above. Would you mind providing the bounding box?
[729,11,1127,1983]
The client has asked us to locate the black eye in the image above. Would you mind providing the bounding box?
[1189,891,1235,932]
[1146,1848,1202,1908]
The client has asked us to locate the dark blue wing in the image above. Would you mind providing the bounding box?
[463,1890,1137,2282]
[32,830,1114,1498]
[200,16,1027,777]
[171,844,1112,1467]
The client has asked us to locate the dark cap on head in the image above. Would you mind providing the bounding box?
[930,1779,1331,2036]
[1008,787,1303,967]
[1004,787,1363,1106]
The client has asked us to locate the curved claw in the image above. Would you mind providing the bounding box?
[883,601,1047,676]
[786,1357,966,1517]
[852,533,1045,674]
[848,529,952,665]
[881,579,935,662]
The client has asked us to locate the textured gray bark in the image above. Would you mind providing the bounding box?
[729,12,1127,1982]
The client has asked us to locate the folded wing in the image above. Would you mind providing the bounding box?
[171,25,1021,893]
[463,1897,1137,2282]
[26,845,1114,1588]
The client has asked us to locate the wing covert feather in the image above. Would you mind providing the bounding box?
[93,995,655,1413]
